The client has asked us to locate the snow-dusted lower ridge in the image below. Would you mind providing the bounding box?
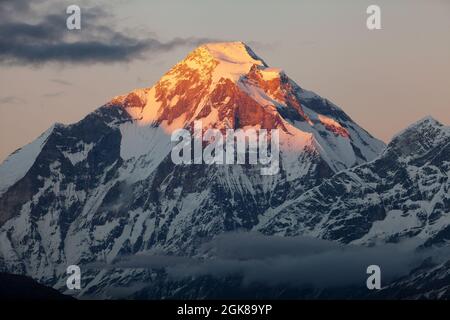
[0,125,55,197]
[258,117,450,246]
[374,258,450,299]
[0,42,447,299]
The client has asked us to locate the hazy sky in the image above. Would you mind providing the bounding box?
[0,0,449,162]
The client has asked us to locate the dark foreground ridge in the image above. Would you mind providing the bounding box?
[0,273,75,300]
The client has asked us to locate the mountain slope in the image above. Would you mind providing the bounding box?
[258,117,450,246]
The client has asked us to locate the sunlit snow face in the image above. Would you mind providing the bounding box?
[171,120,280,175]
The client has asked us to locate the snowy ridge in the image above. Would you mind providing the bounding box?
[0,124,56,195]
[390,115,447,141]
[258,117,449,248]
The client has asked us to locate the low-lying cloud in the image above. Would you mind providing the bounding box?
[96,232,446,289]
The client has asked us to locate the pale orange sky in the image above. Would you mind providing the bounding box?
[1,0,449,162]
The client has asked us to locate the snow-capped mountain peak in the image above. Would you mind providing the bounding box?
[107,42,385,172]
[110,42,272,127]
[391,116,446,140]
[386,116,449,161]
[196,42,268,81]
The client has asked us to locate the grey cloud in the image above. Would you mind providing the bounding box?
[0,0,36,18]
[50,78,73,86]
[97,232,445,289]
[167,233,425,288]
[0,96,25,105]
[0,1,217,65]
[42,91,64,98]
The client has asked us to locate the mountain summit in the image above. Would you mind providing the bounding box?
[109,42,385,172]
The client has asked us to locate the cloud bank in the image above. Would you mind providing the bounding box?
[0,0,216,65]
[99,232,444,289]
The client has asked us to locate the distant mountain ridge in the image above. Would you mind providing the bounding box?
[258,116,450,246]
